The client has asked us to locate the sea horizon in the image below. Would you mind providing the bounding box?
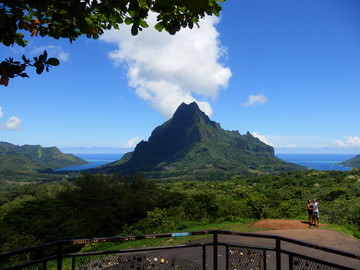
[56,152,357,172]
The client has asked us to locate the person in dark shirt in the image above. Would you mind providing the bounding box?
[307,200,313,225]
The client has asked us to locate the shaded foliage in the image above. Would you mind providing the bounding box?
[0,173,162,249]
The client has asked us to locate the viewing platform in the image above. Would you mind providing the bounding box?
[1,230,359,269]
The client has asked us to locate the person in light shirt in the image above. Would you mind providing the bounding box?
[311,199,320,227]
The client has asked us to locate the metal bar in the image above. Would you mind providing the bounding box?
[202,245,206,270]
[276,237,281,270]
[213,232,218,270]
[57,244,62,270]
[264,250,267,270]
[225,245,229,270]
[289,253,293,270]
[72,256,76,270]
[64,242,206,258]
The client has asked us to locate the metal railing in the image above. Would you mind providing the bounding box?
[1,230,359,269]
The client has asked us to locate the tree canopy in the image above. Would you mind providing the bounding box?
[0,0,225,86]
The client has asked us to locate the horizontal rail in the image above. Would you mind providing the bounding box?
[63,242,207,258]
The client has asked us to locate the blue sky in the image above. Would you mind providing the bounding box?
[1,0,359,154]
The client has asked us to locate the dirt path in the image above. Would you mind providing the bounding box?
[251,219,360,254]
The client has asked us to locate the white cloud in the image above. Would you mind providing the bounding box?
[286,143,298,148]
[101,14,232,118]
[0,107,22,130]
[252,132,274,147]
[334,136,360,148]
[242,94,268,107]
[5,116,22,130]
[32,45,70,62]
[126,137,141,148]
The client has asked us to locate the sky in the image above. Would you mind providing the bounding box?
[1,0,360,154]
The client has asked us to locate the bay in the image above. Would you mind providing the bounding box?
[276,153,355,171]
[55,153,123,171]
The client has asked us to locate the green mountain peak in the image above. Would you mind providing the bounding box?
[93,102,304,180]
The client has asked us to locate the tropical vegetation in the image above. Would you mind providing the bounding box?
[1,168,359,261]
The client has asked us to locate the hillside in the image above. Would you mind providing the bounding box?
[341,154,360,168]
[0,142,88,181]
[92,102,305,180]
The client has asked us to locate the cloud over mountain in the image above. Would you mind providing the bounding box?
[101,14,231,118]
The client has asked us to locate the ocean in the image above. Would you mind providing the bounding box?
[56,153,356,171]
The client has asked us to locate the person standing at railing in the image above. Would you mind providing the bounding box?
[312,199,320,227]
[307,200,313,226]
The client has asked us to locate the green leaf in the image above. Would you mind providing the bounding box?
[38,51,47,63]
[184,0,208,12]
[131,24,139,36]
[46,58,60,66]
[125,17,133,25]
[155,0,173,7]
[139,19,149,28]
[36,65,45,74]
[155,22,165,32]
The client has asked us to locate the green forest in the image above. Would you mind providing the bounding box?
[1,168,360,258]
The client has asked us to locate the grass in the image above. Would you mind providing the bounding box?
[78,219,259,252]
[322,223,360,239]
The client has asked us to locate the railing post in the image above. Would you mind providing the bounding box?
[288,254,293,270]
[276,237,281,270]
[225,245,229,270]
[72,256,76,270]
[213,232,218,270]
[264,250,267,270]
[202,245,207,270]
[57,244,62,270]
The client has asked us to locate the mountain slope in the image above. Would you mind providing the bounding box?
[0,142,88,172]
[94,102,304,180]
[341,154,360,168]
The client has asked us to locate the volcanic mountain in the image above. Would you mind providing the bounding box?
[94,102,304,180]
